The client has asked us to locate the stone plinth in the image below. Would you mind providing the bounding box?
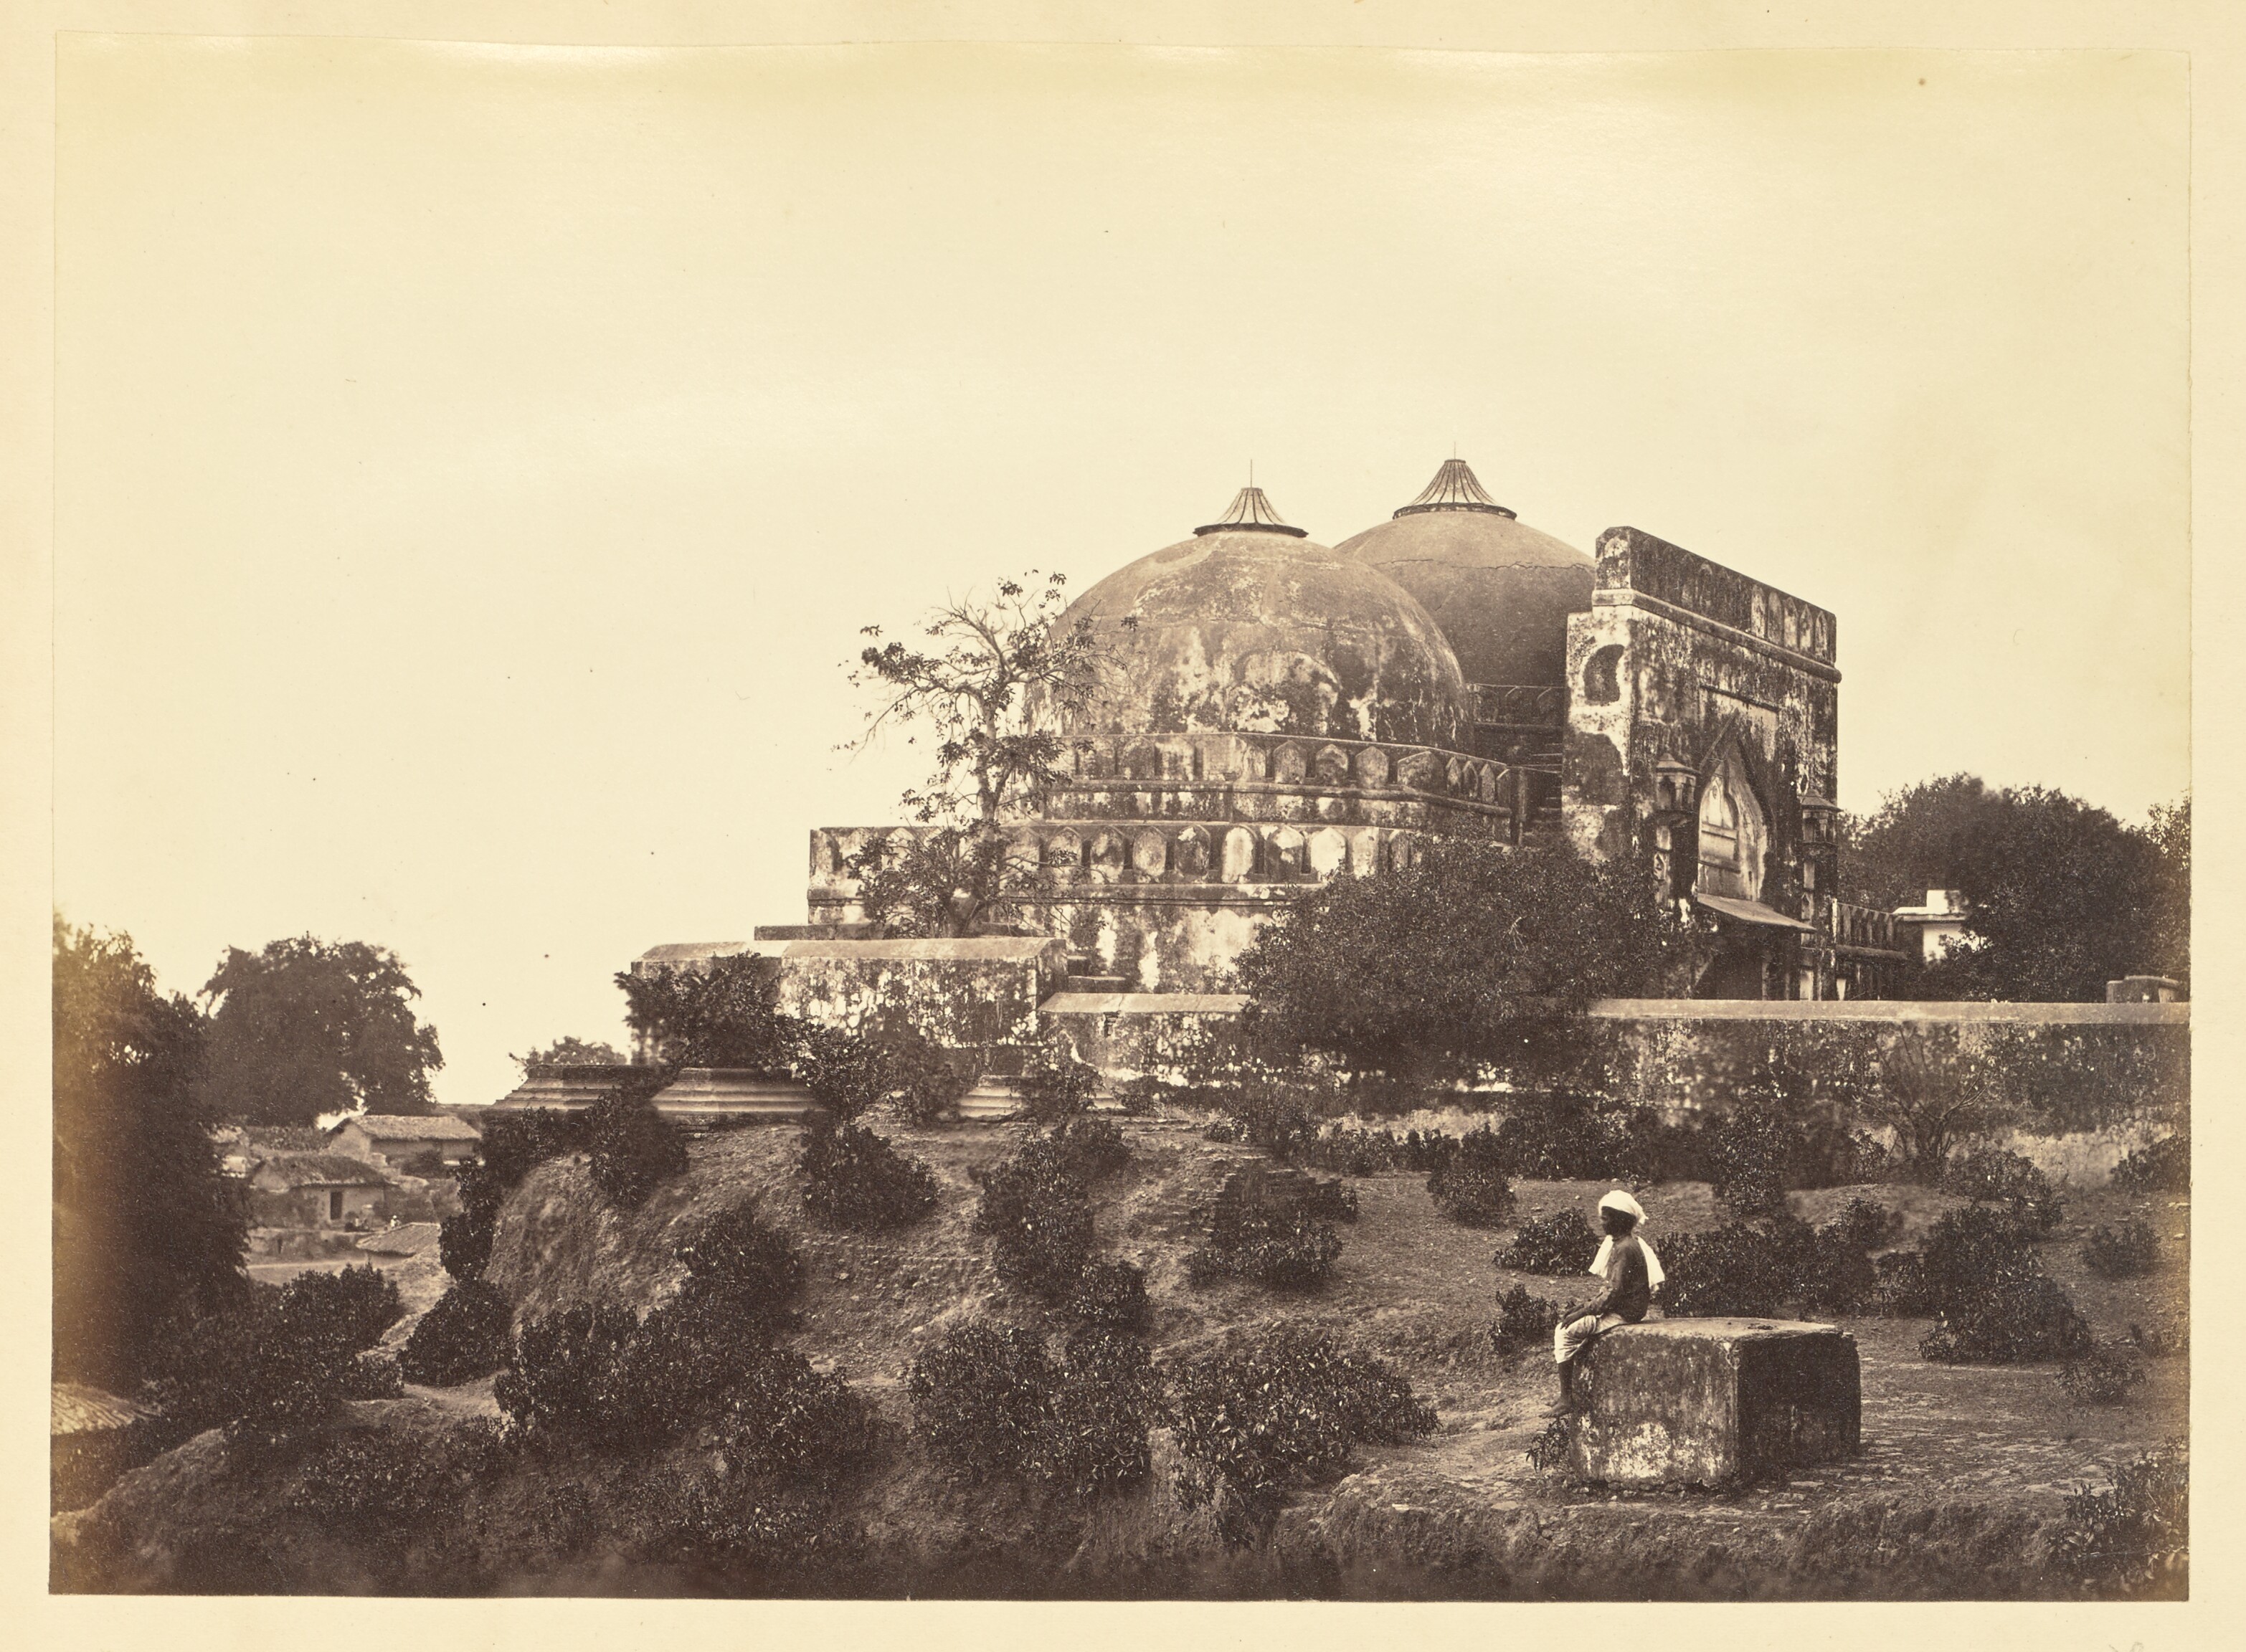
[1570,1317,1859,1487]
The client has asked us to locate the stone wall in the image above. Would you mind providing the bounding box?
[1039,989,1251,1077]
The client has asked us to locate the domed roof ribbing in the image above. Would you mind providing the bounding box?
[1057,486,1470,749]
[1336,457,1595,690]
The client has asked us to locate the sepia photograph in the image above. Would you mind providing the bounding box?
[32,5,2213,1612]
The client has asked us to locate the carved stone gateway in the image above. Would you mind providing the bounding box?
[1570,1317,1861,1487]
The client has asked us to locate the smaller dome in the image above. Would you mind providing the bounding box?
[1337,457,1595,690]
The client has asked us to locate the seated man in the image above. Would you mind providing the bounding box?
[1553,1190,1665,1413]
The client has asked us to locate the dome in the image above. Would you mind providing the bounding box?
[1335,458,1595,689]
[1057,486,1471,748]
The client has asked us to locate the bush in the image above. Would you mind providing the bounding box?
[1940,1147,2063,1233]
[288,1415,505,1529]
[1301,1125,1461,1177]
[1066,1258,1150,1330]
[1794,1217,1879,1315]
[1216,1071,1330,1158]
[974,1137,1096,1299]
[1914,1202,2092,1363]
[650,1477,870,1591]
[477,1106,593,1190]
[881,1025,979,1124]
[282,1265,402,1353]
[587,1091,690,1206]
[2057,1342,2149,1405]
[712,1347,881,1492]
[906,1321,1160,1497]
[1868,1249,1933,1316]
[2128,1314,2188,1360]
[1490,1285,1564,1357]
[790,1024,897,1122]
[1702,1111,1793,1219]
[1497,1210,1599,1275]
[1525,1415,1574,1474]
[1657,1223,1794,1317]
[1168,1326,1436,1544]
[2109,1134,2188,1194]
[800,1119,939,1232]
[2082,1219,2160,1278]
[1825,1196,1904,1253]
[680,1200,805,1324]
[437,1205,495,1281]
[493,1304,640,1451]
[1299,1174,1359,1223]
[399,1280,513,1386]
[1426,1128,1516,1228]
[1488,1093,1657,1182]
[1050,1114,1131,1183]
[1015,1048,1105,1124]
[151,1283,368,1444]
[1187,1216,1343,1291]
[2052,1441,2187,1599]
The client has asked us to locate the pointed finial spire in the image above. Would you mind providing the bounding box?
[1195,479,1309,537]
[1395,456,1517,519]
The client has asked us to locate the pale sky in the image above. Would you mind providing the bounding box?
[53,37,2189,1107]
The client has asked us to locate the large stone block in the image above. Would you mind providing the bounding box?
[1570,1317,1859,1487]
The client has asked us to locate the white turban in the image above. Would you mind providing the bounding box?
[1590,1190,1664,1288]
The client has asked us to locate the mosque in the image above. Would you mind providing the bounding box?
[769,457,1906,1005]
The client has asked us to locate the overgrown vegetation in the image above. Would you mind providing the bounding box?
[399,1280,513,1387]
[974,1136,1096,1299]
[152,1268,405,1447]
[1425,1128,1515,1228]
[1167,1326,1436,1544]
[906,1321,1162,1498]
[2057,1342,2149,1406]
[1185,1168,1347,1291]
[1914,1205,2092,1364]
[586,1086,690,1206]
[2052,1441,2188,1599]
[1497,1210,1598,1276]
[2110,1133,2189,1194]
[1490,1285,1565,1357]
[800,1119,941,1232]
[1939,1146,2063,1233]
[2082,1219,2160,1280]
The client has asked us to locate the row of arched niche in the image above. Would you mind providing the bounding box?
[810,821,1436,887]
[1052,730,1514,806]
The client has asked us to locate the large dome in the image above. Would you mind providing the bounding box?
[1335,458,1595,689]
[1057,486,1470,749]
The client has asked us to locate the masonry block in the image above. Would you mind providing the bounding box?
[1569,1317,1859,1487]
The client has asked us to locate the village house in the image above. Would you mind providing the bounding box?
[327,1112,482,1174]
[247,1154,392,1230]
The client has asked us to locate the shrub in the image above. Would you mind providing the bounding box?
[1868,1249,1933,1316]
[493,1304,640,1451]
[2052,1441,2188,1599]
[881,1025,979,1124]
[1826,1196,1904,1252]
[1187,1215,1343,1291]
[974,1137,1095,1299]
[650,1476,870,1590]
[1050,1114,1130,1183]
[2057,1342,2149,1405]
[680,1200,805,1325]
[1168,1326,1436,1544]
[1490,1285,1564,1357]
[586,1091,689,1206]
[1426,1128,1516,1228]
[1015,1048,1105,1124]
[1794,1218,1879,1315]
[477,1106,593,1190]
[790,1024,897,1121]
[1300,1174,1359,1223]
[712,1347,881,1491]
[437,1208,494,1281]
[905,1321,1160,1497]
[1066,1258,1150,1330]
[1525,1415,1574,1474]
[1488,1093,1657,1181]
[1216,1071,1330,1159]
[1302,1126,1459,1177]
[281,1265,403,1353]
[1498,1210,1599,1275]
[1940,1147,2063,1233]
[1702,1111,1792,1219]
[399,1280,513,1387]
[1657,1223,1794,1318]
[1915,1202,2091,1363]
[800,1119,939,1232]
[2082,1219,2160,1278]
[151,1283,367,1443]
[2127,1314,2188,1360]
[2109,1134,2189,1195]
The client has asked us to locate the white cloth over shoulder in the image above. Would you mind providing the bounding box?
[1588,1190,1664,1288]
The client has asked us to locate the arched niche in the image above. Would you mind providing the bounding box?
[1312,745,1350,787]
[1307,827,1348,879]
[1122,740,1164,782]
[1218,825,1258,883]
[1695,747,1768,901]
[1086,829,1127,883]
[1266,827,1307,880]
[1270,744,1308,784]
[1354,746,1391,789]
[1131,830,1168,878]
[1043,827,1083,868]
[1172,824,1213,878]
[1583,643,1625,706]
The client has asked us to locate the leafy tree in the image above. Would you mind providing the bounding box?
[53,917,247,1390]
[1842,776,2188,1000]
[846,571,1131,936]
[615,953,793,1071]
[1231,839,1682,1083]
[512,1036,628,1071]
[196,936,443,1124]
[1857,1027,2006,1177]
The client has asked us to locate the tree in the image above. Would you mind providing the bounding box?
[196,936,444,1124]
[847,571,1131,936]
[512,1036,628,1071]
[1843,776,2186,1000]
[1231,839,1683,1084]
[615,953,794,1071]
[1857,1027,2006,1177]
[53,916,247,1389]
